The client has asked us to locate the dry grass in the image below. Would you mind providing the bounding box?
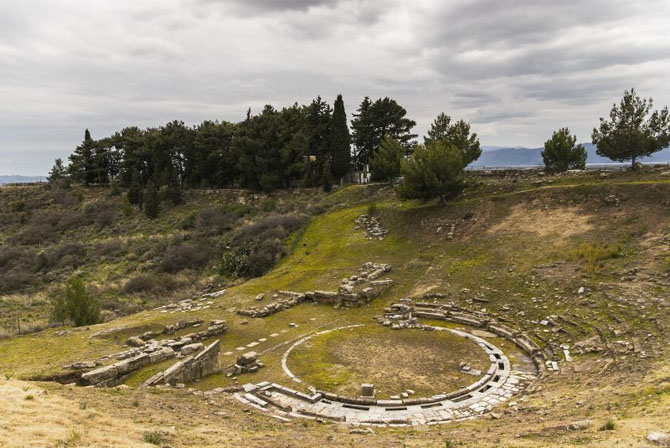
[0,379,150,447]
[288,325,490,398]
[487,204,593,239]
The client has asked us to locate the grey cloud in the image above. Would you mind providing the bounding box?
[197,0,340,15]
[1,0,669,174]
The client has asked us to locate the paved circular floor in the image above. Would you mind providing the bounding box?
[234,323,538,426]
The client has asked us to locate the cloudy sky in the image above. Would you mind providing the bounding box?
[1,0,669,175]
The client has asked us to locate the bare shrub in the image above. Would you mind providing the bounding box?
[158,239,218,273]
[84,202,117,228]
[0,245,32,269]
[51,186,78,206]
[57,212,87,231]
[50,242,87,268]
[11,223,55,245]
[95,239,126,256]
[0,270,34,292]
[123,273,188,294]
[195,206,240,235]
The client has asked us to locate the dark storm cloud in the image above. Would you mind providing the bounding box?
[0,0,669,175]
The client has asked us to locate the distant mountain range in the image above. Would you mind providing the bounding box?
[471,143,670,168]
[0,175,46,185]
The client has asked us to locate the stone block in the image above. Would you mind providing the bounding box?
[81,364,119,385]
[361,383,375,397]
[181,343,204,356]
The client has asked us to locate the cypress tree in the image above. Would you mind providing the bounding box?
[329,94,351,181]
[322,159,333,192]
[144,180,160,219]
[127,169,143,207]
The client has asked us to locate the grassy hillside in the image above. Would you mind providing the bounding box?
[1,168,670,447]
[0,184,338,337]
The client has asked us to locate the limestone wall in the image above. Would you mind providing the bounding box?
[143,340,220,386]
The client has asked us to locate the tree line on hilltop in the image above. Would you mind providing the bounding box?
[49,89,670,214]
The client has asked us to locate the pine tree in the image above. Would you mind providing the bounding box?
[370,136,404,184]
[398,140,465,203]
[47,158,67,182]
[144,180,160,219]
[542,127,587,173]
[592,88,670,169]
[68,129,96,185]
[329,94,351,181]
[424,113,481,166]
[351,97,417,168]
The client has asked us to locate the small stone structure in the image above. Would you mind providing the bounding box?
[238,263,393,317]
[229,351,264,375]
[354,215,388,240]
[76,319,227,387]
[143,340,220,386]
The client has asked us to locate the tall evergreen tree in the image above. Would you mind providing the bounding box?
[68,129,96,185]
[144,180,160,219]
[321,159,333,192]
[127,169,143,207]
[351,97,417,168]
[302,97,332,186]
[329,94,351,180]
[424,113,481,166]
[592,88,670,169]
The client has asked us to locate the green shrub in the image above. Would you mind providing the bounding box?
[261,198,277,212]
[12,200,26,212]
[367,203,377,217]
[51,277,100,327]
[599,419,616,431]
[143,431,166,445]
[570,242,623,272]
[398,140,465,202]
[220,214,306,278]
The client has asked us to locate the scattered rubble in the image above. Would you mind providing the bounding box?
[354,214,388,240]
[238,263,393,317]
[604,194,620,206]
